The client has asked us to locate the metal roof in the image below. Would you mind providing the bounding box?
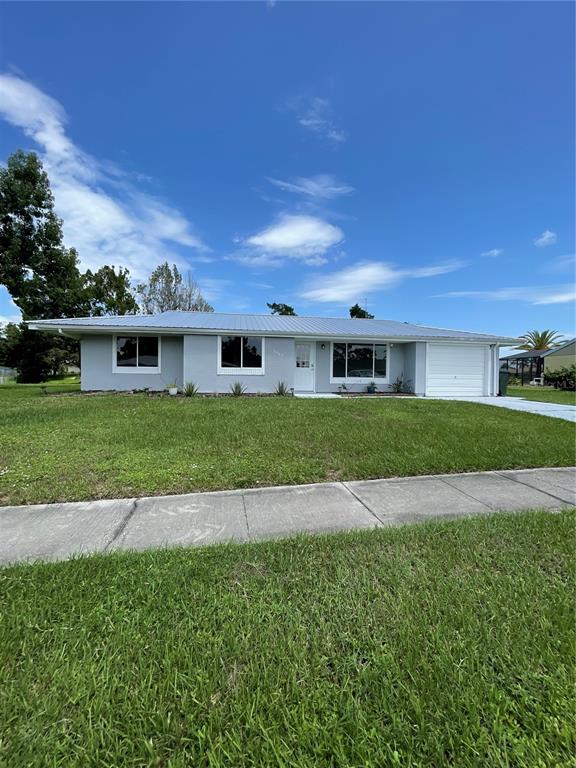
[500,349,545,361]
[501,339,576,360]
[27,311,520,343]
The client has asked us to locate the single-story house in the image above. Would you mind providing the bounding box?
[500,339,576,383]
[542,339,575,372]
[27,312,519,396]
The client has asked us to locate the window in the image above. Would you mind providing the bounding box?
[331,342,387,381]
[114,336,160,372]
[218,336,264,374]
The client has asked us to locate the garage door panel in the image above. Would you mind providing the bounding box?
[426,344,488,396]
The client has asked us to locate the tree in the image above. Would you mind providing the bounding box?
[0,322,17,367]
[0,150,145,381]
[83,265,138,316]
[2,324,75,381]
[136,262,213,314]
[267,302,297,316]
[0,151,88,381]
[517,330,563,351]
[349,303,374,319]
[0,150,85,320]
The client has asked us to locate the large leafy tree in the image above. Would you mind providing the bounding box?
[84,265,138,316]
[0,150,85,319]
[0,151,88,381]
[0,150,140,381]
[517,330,563,351]
[349,303,374,319]
[267,302,297,316]
[136,262,213,314]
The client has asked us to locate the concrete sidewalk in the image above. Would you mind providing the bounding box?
[1,467,574,566]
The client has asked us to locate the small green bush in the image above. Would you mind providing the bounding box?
[230,381,247,397]
[544,365,576,391]
[391,375,413,393]
[183,382,199,397]
[274,381,290,396]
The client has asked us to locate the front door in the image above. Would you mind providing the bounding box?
[294,342,315,392]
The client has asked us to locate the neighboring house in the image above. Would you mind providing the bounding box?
[500,339,576,383]
[28,312,519,396]
[542,339,575,372]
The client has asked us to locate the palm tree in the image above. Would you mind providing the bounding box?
[517,329,563,351]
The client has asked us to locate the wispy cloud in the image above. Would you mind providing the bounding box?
[437,284,575,305]
[300,260,463,303]
[480,248,503,258]
[288,96,347,145]
[0,74,208,280]
[543,253,575,274]
[232,214,344,267]
[267,174,354,200]
[534,229,557,247]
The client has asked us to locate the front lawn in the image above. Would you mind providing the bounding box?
[508,385,576,405]
[1,510,573,767]
[0,382,574,505]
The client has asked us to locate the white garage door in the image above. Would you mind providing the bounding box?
[426,343,488,396]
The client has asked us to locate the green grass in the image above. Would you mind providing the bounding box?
[0,381,574,505]
[1,510,574,767]
[508,385,576,405]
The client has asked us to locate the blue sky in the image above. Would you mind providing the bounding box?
[0,1,574,339]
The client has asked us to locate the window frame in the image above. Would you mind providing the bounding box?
[329,341,388,384]
[217,335,265,375]
[112,335,162,374]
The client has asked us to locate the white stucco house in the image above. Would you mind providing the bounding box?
[28,311,519,396]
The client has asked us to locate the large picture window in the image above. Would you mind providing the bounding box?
[331,342,387,381]
[219,336,264,374]
[114,336,160,372]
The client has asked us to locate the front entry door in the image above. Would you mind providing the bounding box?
[294,342,315,392]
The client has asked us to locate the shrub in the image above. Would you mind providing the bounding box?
[183,382,199,397]
[274,381,290,396]
[508,376,521,386]
[544,365,576,391]
[229,381,247,397]
[391,375,413,394]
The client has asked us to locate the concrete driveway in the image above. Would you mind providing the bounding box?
[432,396,576,422]
[0,467,574,566]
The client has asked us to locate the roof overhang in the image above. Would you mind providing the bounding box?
[26,320,521,346]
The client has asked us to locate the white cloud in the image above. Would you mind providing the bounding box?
[288,96,347,144]
[437,284,575,305]
[480,248,503,258]
[197,277,231,302]
[267,174,354,200]
[534,229,557,247]
[234,214,344,267]
[0,74,208,280]
[300,260,464,304]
